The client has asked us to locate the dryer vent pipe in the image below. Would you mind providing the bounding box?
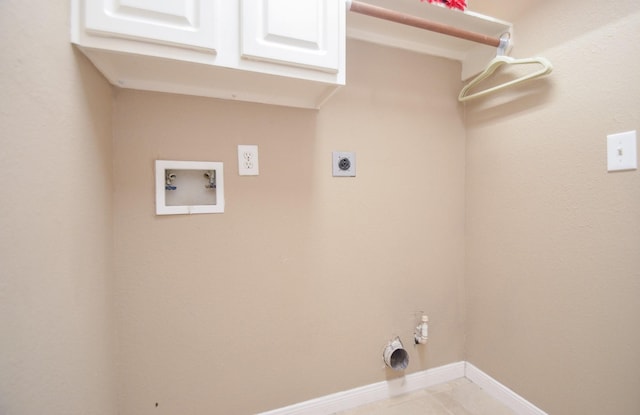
[383,337,409,371]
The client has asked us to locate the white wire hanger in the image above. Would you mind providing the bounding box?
[458,35,553,102]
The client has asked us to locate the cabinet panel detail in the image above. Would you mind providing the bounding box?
[85,0,217,51]
[241,0,340,73]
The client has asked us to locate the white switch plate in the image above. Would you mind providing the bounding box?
[607,130,637,171]
[333,152,356,177]
[238,145,259,176]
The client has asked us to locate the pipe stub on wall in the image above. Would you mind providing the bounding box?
[383,337,409,371]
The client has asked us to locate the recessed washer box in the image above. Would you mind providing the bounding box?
[155,160,224,215]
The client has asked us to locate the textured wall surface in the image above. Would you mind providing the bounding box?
[465,1,640,414]
[0,2,117,414]
[4,2,638,415]
[112,40,466,415]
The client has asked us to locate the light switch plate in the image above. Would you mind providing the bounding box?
[333,152,356,177]
[607,130,637,171]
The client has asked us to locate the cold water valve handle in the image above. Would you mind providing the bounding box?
[165,171,177,191]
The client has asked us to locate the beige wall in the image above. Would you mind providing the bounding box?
[0,2,116,415]
[4,2,639,415]
[112,40,466,414]
[465,1,640,414]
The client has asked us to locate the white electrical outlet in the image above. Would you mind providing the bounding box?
[332,152,356,177]
[238,145,259,176]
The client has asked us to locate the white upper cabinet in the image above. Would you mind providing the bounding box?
[241,0,340,73]
[72,0,510,107]
[72,0,346,109]
[84,0,217,52]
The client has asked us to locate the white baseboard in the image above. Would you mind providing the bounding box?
[257,361,465,415]
[464,362,548,415]
[257,361,547,415]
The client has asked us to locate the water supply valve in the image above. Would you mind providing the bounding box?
[414,314,429,344]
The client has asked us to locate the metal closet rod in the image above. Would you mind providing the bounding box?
[348,0,502,48]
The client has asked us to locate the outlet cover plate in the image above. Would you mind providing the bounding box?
[607,130,637,171]
[238,145,259,176]
[333,152,356,177]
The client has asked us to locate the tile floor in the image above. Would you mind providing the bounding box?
[334,378,517,415]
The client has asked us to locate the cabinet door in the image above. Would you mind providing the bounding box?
[241,0,341,73]
[84,0,217,52]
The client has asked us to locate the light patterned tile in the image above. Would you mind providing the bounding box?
[426,377,472,394]
[337,390,452,415]
[387,393,452,415]
[432,381,516,415]
[335,378,516,415]
[335,401,386,415]
[430,388,475,415]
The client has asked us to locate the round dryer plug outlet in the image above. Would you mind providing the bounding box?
[338,157,351,171]
[332,151,356,177]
